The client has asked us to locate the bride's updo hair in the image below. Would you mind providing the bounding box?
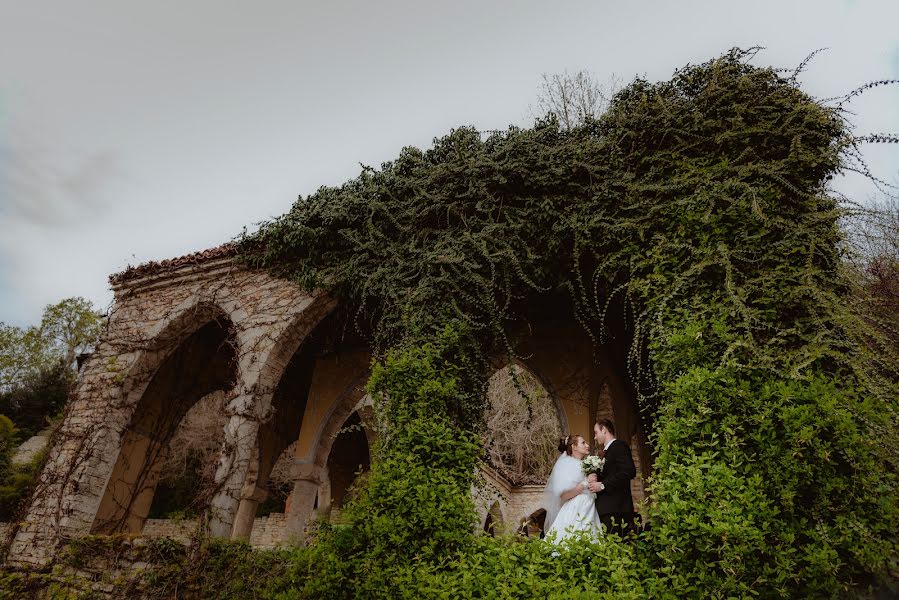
[558,434,581,455]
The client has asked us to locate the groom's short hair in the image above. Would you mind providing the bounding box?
[596,418,615,436]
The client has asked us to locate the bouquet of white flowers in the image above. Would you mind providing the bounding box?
[582,455,605,477]
[579,455,605,499]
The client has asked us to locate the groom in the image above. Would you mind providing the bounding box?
[587,418,638,536]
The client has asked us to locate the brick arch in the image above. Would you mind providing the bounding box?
[522,508,547,538]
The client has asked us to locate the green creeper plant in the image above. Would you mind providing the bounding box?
[236,49,897,597]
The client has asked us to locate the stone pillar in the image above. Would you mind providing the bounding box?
[231,485,268,541]
[284,462,322,543]
[208,396,261,538]
[313,470,332,521]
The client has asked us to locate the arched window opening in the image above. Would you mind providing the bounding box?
[92,317,237,534]
[518,508,547,539]
[483,501,503,537]
[485,364,563,486]
[326,411,370,513]
[483,513,494,535]
[147,389,228,519]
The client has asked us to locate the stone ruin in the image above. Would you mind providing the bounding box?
[4,244,650,565]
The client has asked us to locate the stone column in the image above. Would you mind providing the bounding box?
[231,485,268,541]
[313,469,332,521]
[208,396,261,538]
[284,462,322,543]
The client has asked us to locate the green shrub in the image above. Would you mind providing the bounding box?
[0,414,44,521]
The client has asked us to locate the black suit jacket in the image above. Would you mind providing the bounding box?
[594,439,636,516]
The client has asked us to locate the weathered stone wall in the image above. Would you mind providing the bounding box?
[475,469,549,535]
[505,486,546,528]
[248,512,288,549]
[4,250,652,567]
[140,519,199,544]
[139,514,289,549]
[7,256,334,565]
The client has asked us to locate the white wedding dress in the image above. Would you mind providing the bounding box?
[542,453,603,544]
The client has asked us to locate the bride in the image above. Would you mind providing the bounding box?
[543,434,603,543]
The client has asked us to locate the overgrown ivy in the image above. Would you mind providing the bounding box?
[229,48,899,597]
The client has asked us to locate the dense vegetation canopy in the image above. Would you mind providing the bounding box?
[234,49,899,597]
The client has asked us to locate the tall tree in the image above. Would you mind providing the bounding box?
[39,297,105,369]
[1,297,104,436]
[1,297,104,390]
[847,196,899,361]
[0,324,49,392]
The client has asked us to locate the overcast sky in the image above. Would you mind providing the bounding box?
[1,0,897,326]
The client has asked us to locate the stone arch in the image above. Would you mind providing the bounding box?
[206,293,337,538]
[118,299,235,415]
[310,376,371,470]
[520,508,546,538]
[325,411,371,515]
[483,501,504,536]
[229,335,319,540]
[308,386,373,521]
[239,294,338,420]
[91,310,238,533]
[284,368,372,538]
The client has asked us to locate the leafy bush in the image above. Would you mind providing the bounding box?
[0,414,45,521]
[0,415,16,485]
[0,362,71,439]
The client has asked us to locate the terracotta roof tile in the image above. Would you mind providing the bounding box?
[109,243,237,285]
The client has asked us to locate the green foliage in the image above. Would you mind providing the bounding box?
[0,361,72,439]
[0,414,41,521]
[0,296,101,447]
[0,299,101,520]
[228,49,896,596]
[0,322,49,391]
[0,536,315,599]
[0,445,44,521]
[296,327,482,596]
[295,532,653,600]
[0,415,16,483]
[38,297,105,369]
[0,297,103,392]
